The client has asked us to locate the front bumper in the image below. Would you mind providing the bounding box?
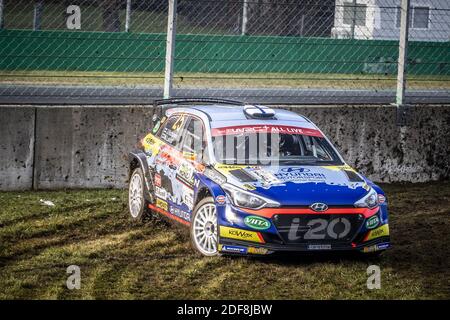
[217,203,390,255]
[219,235,390,255]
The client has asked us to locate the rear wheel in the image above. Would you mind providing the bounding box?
[190,197,219,256]
[128,167,150,222]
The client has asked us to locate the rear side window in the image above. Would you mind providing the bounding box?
[159,115,186,147]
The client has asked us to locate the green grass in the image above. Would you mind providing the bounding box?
[0,182,449,299]
[1,70,449,90]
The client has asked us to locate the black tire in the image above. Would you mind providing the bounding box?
[128,167,150,222]
[190,196,219,256]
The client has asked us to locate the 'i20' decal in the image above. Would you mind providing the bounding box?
[288,217,352,241]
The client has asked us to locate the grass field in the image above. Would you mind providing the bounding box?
[1,70,449,90]
[0,182,449,300]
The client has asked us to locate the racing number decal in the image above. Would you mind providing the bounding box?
[288,217,352,240]
[171,116,185,131]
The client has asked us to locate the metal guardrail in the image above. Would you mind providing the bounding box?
[0,85,448,105]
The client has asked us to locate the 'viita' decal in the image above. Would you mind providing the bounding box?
[366,215,380,230]
[244,215,271,230]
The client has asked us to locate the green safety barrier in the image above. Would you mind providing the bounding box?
[0,29,448,75]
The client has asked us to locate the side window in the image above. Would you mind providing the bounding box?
[159,115,186,148]
[182,117,206,162]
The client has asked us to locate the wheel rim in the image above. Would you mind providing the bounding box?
[193,203,218,255]
[129,172,143,218]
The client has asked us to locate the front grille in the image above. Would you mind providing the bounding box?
[273,214,364,244]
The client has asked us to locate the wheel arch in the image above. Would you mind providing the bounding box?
[195,187,212,206]
[128,151,154,202]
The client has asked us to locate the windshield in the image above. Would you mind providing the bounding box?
[211,125,343,166]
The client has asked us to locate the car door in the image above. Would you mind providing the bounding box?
[152,114,187,214]
[175,116,207,217]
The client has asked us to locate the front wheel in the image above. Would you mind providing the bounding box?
[190,197,219,256]
[128,167,150,222]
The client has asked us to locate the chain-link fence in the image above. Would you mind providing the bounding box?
[0,0,449,104]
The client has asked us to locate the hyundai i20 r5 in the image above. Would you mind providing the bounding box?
[128,99,390,257]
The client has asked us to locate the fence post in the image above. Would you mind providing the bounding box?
[396,0,411,125]
[33,0,43,31]
[0,0,4,29]
[396,0,410,106]
[241,0,248,36]
[350,0,356,39]
[164,0,177,99]
[125,0,131,32]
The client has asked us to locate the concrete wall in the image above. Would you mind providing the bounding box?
[0,105,449,190]
[0,107,35,190]
[287,105,450,183]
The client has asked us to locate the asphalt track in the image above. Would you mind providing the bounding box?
[0,84,449,105]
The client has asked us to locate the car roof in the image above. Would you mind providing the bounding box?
[166,104,318,130]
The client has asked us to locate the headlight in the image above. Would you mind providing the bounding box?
[222,184,279,210]
[354,188,379,209]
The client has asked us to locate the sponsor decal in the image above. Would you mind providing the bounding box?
[193,178,200,189]
[363,244,377,253]
[154,186,167,200]
[247,247,271,255]
[363,242,390,253]
[156,198,168,211]
[366,215,380,230]
[154,173,161,187]
[177,162,194,186]
[182,151,196,161]
[377,242,390,250]
[145,136,156,145]
[220,245,248,254]
[152,120,161,134]
[365,224,389,241]
[247,167,281,186]
[377,194,386,204]
[244,215,271,230]
[280,167,310,173]
[182,185,194,210]
[219,226,264,243]
[142,134,163,155]
[169,205,191,222]
[211,125,323,137]
[307,244,332,250]
[215,195,226,205]
[204,167,227,185]
[275,167,326,182]
[242,183,256,191]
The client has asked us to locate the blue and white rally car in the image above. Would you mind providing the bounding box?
[128,99,390,256]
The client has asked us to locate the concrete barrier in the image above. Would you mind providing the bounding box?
[0,107,35,190]
[0,105,448,190]
[287,105,450,183]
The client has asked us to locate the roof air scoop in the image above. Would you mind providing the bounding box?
[243,105,276,119]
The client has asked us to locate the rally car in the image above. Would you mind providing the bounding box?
[128,99,390,256]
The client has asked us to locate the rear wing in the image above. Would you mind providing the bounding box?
[153,98,244,107]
